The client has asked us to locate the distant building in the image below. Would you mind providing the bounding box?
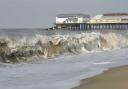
[55,13,90,29]
[56,13,90,24]
[90,13,128,23]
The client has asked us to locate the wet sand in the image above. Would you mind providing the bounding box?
[72,66,128,89]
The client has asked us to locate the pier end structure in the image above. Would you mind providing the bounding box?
[55,13,90,30]
[54,13,128,30]
[89,13,128,30]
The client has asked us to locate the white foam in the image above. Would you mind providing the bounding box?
[93,62,112,65]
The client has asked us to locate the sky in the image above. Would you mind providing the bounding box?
[0,0,128,28]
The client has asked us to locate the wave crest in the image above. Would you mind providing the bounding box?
[0,32,128,63]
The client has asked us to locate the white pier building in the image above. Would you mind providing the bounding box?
[55,13,90,30]
[90,13,128,23]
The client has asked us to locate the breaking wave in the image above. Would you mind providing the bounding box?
[0,32,128,63]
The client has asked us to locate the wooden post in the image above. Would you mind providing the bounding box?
[126,23,128,29]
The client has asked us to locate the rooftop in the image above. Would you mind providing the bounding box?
[91,13,128,20]
[103,13,128,16]
[56,13,90,18]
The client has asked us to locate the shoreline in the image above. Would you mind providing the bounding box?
[72,65,128,89]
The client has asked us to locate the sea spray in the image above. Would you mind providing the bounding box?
[0,32,128,63]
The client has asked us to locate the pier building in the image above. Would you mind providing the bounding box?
[55,13,90,30]
[55,13,128,30]
[89,13,128,30]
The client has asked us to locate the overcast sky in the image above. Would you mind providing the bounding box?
[0,0,128,28]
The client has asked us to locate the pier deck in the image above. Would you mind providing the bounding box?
[55,23,128,30]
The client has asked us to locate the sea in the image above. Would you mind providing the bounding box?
[0,29,128,89]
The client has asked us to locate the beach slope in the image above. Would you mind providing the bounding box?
[72,66,128,89]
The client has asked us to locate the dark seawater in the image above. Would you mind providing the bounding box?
[1,28,128,37]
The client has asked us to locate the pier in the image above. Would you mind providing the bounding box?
[89,23,128,30]
[55,23,88,30]
[55,23,128,30]
[55,13,128,30]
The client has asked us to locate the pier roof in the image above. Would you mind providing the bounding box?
[91,13,128,20]
[103,13,128,16]
[56,13,90,18]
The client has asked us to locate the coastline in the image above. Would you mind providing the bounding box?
[72,65,128,89]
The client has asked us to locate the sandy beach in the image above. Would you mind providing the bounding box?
[72,66,128,89]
